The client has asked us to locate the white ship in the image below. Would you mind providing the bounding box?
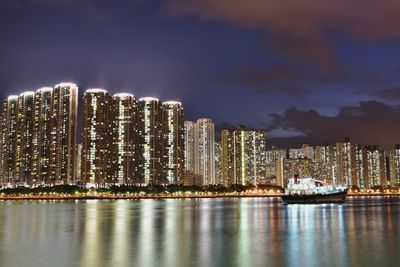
[282,175,348,204]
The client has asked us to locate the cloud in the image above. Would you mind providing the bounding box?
[165,0,400,70]
[373,86,400,100]
[211,65,308,97]
[267,100,400,148]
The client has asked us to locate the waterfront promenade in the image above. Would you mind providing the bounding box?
[0,191,398,200]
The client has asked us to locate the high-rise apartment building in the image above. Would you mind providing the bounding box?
[16,92,35,185]
[81,89,115,185]
[388,144,400,186]
[138,97,164,185]
[113,93,141,185]
[184,121,196,173]
[363,145,387,189]
[215,141,222,185]
[194,118,215,185]
[336,138,357,186]
[266,146,287,181]
[354,144,365,188]
[50,83,78,184]
[221,126,266,187]
[162,101,184,184]
[32,87,54,184]
[1,84,78,186]
[314,143,335,183]
[0,95,19,185]
[302,144,314,160]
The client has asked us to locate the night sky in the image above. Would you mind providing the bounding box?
[1,0,400,148]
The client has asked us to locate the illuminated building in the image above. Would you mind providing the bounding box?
[162,101,184,184]
[266,146,286,181]
[266,146,286,165]
[363,145,387,188]
[76,144,82,183]
[221,126,266,186]
[82,89,115,185]
[15,92,35,185]
[215,141,222,185]
[1,83,78,186]
[32,87,53,185]
[288,148,304,159]
[314,143,335,183]
[49,83,78,184]
[0,95,19,185]
[275,157,284,187]
[354,144,365,189]
[302,144,314,160]
[138,97,164,185]
[194,118,215,185]
[388,144,400,186]
[184,121,196,173]
[113,93,141,185]
[335,138,357,186]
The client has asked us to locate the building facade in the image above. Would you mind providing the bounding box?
[221,126,266,187]
[162,101,184,184]
[184,121,196,174]
[194,118,215,185]
[81,89,115,185]
[113,93,141,185]
[138,97,164,185]
[1,84,78,186]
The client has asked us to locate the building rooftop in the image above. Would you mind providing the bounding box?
[139,97,159,102]
[163,101,182,106]
[85,88,108,94]
[55,82,77,88]
[113,93,134,98]
[36,87,53,93]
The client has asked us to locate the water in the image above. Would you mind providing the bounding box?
[0,197,399,267]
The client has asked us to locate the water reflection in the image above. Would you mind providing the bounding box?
[0,197,400,267]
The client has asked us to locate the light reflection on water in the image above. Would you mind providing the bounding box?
[0,197,399,267]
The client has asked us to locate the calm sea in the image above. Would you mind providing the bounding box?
[0,197,399,267]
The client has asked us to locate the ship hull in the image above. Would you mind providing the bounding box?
[281,190,348,204]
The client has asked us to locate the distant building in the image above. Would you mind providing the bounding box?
[113,93,141,185]
[266,146,286,181]
[81,89,115,185]
[302,144,314,160]
[363,145,387,188]
[215,141,222,185]
[183,172,203,187]
[76,144,82,183]
[138,97,164,185]
[314,143,335,183]
[50,83,78,185]
[32,87,53,185]
[354,144,365,188]
[1,83,78,186]
[162,101,184,184]
[184,121,196,173]
[194,118,215,185]
[388,144,400,186]
[335,138,357,186]
[0,95,19,185]
[288,148,304,159]
[221,126,266,186]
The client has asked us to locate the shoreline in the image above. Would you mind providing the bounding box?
[0,193,399,201]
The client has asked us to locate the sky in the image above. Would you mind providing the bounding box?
[1,0,400,148]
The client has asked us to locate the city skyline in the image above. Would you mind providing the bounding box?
[2,83,400,189]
